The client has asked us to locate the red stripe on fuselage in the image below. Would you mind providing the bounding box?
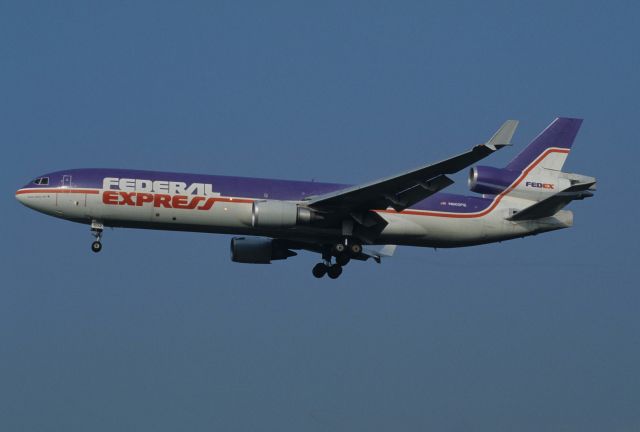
[16,188,254,210]
[16,188,101,195]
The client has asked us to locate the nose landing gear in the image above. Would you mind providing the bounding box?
[91,240,102,253]
[90,220,104,253]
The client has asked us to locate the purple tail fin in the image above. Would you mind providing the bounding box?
[506,117,583,172]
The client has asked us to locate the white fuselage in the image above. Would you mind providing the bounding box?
[16,184,572,248]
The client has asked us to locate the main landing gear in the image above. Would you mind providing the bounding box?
[90,220,104,253]
[312,240,362,279]
[312,262,343,279]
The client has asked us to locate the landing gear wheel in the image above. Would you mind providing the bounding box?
[335,253,351,266]
[350,243,362,255]
[312,263,328,278]
[91,241,102,253]
[333,243,346,254]
[327,265,343,279]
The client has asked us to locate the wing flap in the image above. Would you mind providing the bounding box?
[388,174,454,211]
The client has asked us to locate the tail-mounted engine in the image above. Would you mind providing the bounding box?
[251,200,323,228]
[468,166,519,195]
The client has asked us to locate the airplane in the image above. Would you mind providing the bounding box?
[16,117,596,279]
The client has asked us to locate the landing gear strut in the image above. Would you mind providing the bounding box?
[335,253,350,266]
[90,220,104,253]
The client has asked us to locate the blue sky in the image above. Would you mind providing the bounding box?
[1,1,638,430]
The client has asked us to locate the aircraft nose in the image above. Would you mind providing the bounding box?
[15,185,56,213]
[15,189,27,205]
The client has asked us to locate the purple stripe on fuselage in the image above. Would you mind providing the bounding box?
[23,168,495,214]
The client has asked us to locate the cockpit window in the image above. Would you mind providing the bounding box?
[32,177,49,185]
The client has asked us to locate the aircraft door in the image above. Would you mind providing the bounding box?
[56,174,86,217]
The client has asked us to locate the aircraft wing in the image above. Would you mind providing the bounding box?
[306,120,518,213]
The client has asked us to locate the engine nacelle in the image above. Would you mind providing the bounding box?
[230,237,296,264]
[251,200,321,228]
[468,166,519,195]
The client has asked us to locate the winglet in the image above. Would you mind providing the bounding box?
[486,120,519,150]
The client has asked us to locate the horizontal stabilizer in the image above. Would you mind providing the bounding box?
[508,181,595,221]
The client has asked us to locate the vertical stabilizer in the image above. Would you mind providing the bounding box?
[506,117,583,172]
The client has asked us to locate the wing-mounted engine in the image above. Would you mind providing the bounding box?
[468,166,519,195]
[230,237,297,264]
[251,200,324,228]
